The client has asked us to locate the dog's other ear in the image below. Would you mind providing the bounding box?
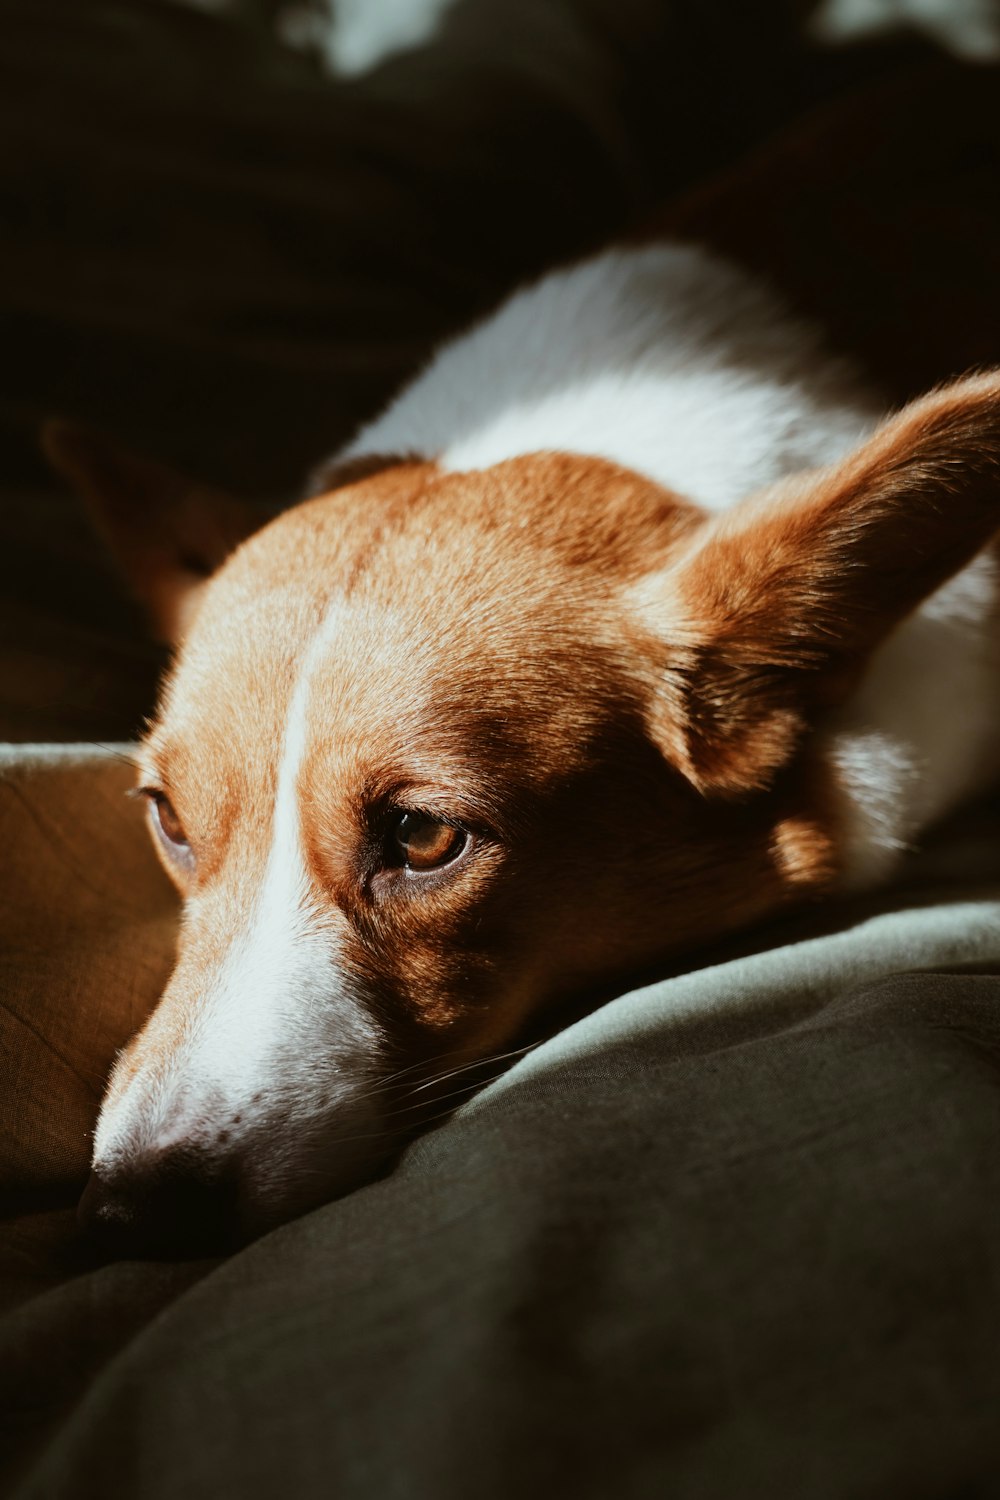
[636,372,1000,797]
[42,422,260,642]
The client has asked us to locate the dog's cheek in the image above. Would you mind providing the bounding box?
[335,880,535,1063]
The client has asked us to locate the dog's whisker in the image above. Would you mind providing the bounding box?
[404,1041,540,1096]
[83,741,142,772]
[306,1058,540,1157]
[377,1047,475,1090]
[339,1040,538,1113]
[319,1101,486,1152]
[315,1057,527,1125]
[326,1049,473,1110]
[326,1043,542,1133]
[359,1073,511,1124]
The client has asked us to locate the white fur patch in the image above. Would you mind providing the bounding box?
[827,553,1000,889]
[343,244,878,511]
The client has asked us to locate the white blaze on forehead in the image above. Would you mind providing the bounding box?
[94,603,383,1171]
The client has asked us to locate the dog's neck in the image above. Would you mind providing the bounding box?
[343,241,1000,890]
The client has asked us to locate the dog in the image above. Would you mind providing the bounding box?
[47,227,1000,1254]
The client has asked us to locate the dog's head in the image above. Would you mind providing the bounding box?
[49,372,1000,1252]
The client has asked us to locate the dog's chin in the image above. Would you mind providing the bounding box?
[235,1130,407,1244]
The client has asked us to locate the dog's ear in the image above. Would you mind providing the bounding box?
[42,422,262,642]
[636,372,1000,796]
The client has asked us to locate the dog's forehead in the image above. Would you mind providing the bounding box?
[151,453,697,800]
[254,449,698,586]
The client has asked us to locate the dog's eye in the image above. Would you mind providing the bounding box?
[143,791,193,867]
[151,792,186,846]
[392,811,466,872]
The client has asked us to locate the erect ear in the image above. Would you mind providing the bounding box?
[42,422,264,643]
[636,371,1000,797]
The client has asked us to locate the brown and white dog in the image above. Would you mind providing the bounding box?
[49,235,1000,1253]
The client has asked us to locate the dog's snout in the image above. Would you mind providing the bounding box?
[78,1152,238,1259]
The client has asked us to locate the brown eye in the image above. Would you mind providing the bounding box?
[152,793,186,846]
[392,811,466,872]
[144,790,193,868]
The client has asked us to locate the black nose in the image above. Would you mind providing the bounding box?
[78,1157,239,1259]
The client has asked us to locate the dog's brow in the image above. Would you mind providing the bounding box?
[135,751,164,786]
[136,734,173,780]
